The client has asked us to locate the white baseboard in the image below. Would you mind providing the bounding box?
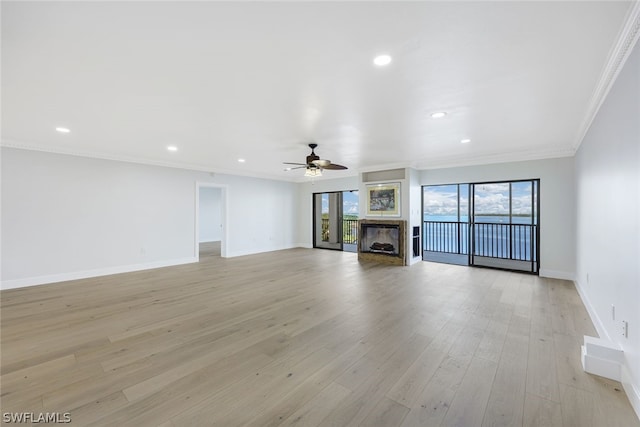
[539,269,576,281]
[225,244,301,258]
[574,278,609,341]
[1,245,319,289]
[575,280,640,421]
[622,364,640,422]
[1,257,197,291]
[408,256,422,266]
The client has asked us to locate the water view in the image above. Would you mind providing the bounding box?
[423,181,539,262]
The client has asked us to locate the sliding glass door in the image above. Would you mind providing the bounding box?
[470,180,539,272]
[313,191,359,252]
[423,179,539,273]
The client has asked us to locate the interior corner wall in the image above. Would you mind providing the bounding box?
[574,40,639,414]
[198,187,222,242]
[1,148,298,289]
[419,157,576,279]
[408,168,423,265]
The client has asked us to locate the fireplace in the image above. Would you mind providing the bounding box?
[361,224,400,255]
[358,219,406,265]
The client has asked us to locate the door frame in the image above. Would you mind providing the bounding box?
[195,182,228,259]
[422,179,540,274]
[312,191,344,251]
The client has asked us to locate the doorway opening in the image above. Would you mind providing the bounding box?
[422,179,539,273]
[313,190,359,252]
[195,182,227,260]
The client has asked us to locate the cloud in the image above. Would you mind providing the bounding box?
[474,183,509,195]
[424,188,458,215]
[344,201,359,214]
[511,195,533,215]
[424,183,536,218]
[320,193,360,215]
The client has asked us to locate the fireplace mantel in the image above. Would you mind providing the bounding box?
[358,219,406,266]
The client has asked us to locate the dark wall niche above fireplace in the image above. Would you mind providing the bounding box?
[358,219,406,266]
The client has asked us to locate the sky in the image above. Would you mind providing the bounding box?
[317,183,536,218]
[424,182,536,217]
[321,191,359,215]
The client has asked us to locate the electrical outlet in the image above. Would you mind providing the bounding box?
[622,320,628,338]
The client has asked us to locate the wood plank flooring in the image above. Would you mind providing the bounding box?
[1,246,638,426]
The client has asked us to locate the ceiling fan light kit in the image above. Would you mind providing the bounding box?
[304,167,322,178]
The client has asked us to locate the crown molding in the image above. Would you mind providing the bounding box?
[0,139,366,184]
[0,139,360,184]
[2,139,575,183]
[357,161,414,174]
[573,0,640,151]
[0,139,299,183]
[414,145,575,171]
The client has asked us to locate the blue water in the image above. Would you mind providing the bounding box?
[423,215,537,261]
[424,214,535,224]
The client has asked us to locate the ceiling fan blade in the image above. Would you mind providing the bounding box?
[311,159,331,167]
[284,143,348,173]
[323,163,348,170]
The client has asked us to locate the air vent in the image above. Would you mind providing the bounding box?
[362,168,405,182]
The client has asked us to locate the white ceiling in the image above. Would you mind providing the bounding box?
[1,1,635,182]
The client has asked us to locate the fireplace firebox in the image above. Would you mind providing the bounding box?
[358,219,406,265]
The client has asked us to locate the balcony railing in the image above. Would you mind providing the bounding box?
[320,218,359,244]
[343,218,358,244]
[423,221,537,261]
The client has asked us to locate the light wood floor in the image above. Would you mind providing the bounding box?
[199,241,221,259]
[1,247,638,426]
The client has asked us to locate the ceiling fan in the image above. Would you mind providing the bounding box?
[283,143,348,177]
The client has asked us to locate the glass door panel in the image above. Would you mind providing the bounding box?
[313,190,359,251]
[422,184,470,265]
[342,191,359,252]
[470,180,539,273]
[314,192,342,250]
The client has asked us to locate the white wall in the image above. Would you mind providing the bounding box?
[198,187,222,242]
[575,40,639,413]
[1,148,298,288]
[420,157,576,278]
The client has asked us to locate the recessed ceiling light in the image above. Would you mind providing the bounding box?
[461,139,471,144]
[430,112,447,119]
[167,145,178,152]
[373,54,392,67]
[238,158,246,163]
[55,127,70,133]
